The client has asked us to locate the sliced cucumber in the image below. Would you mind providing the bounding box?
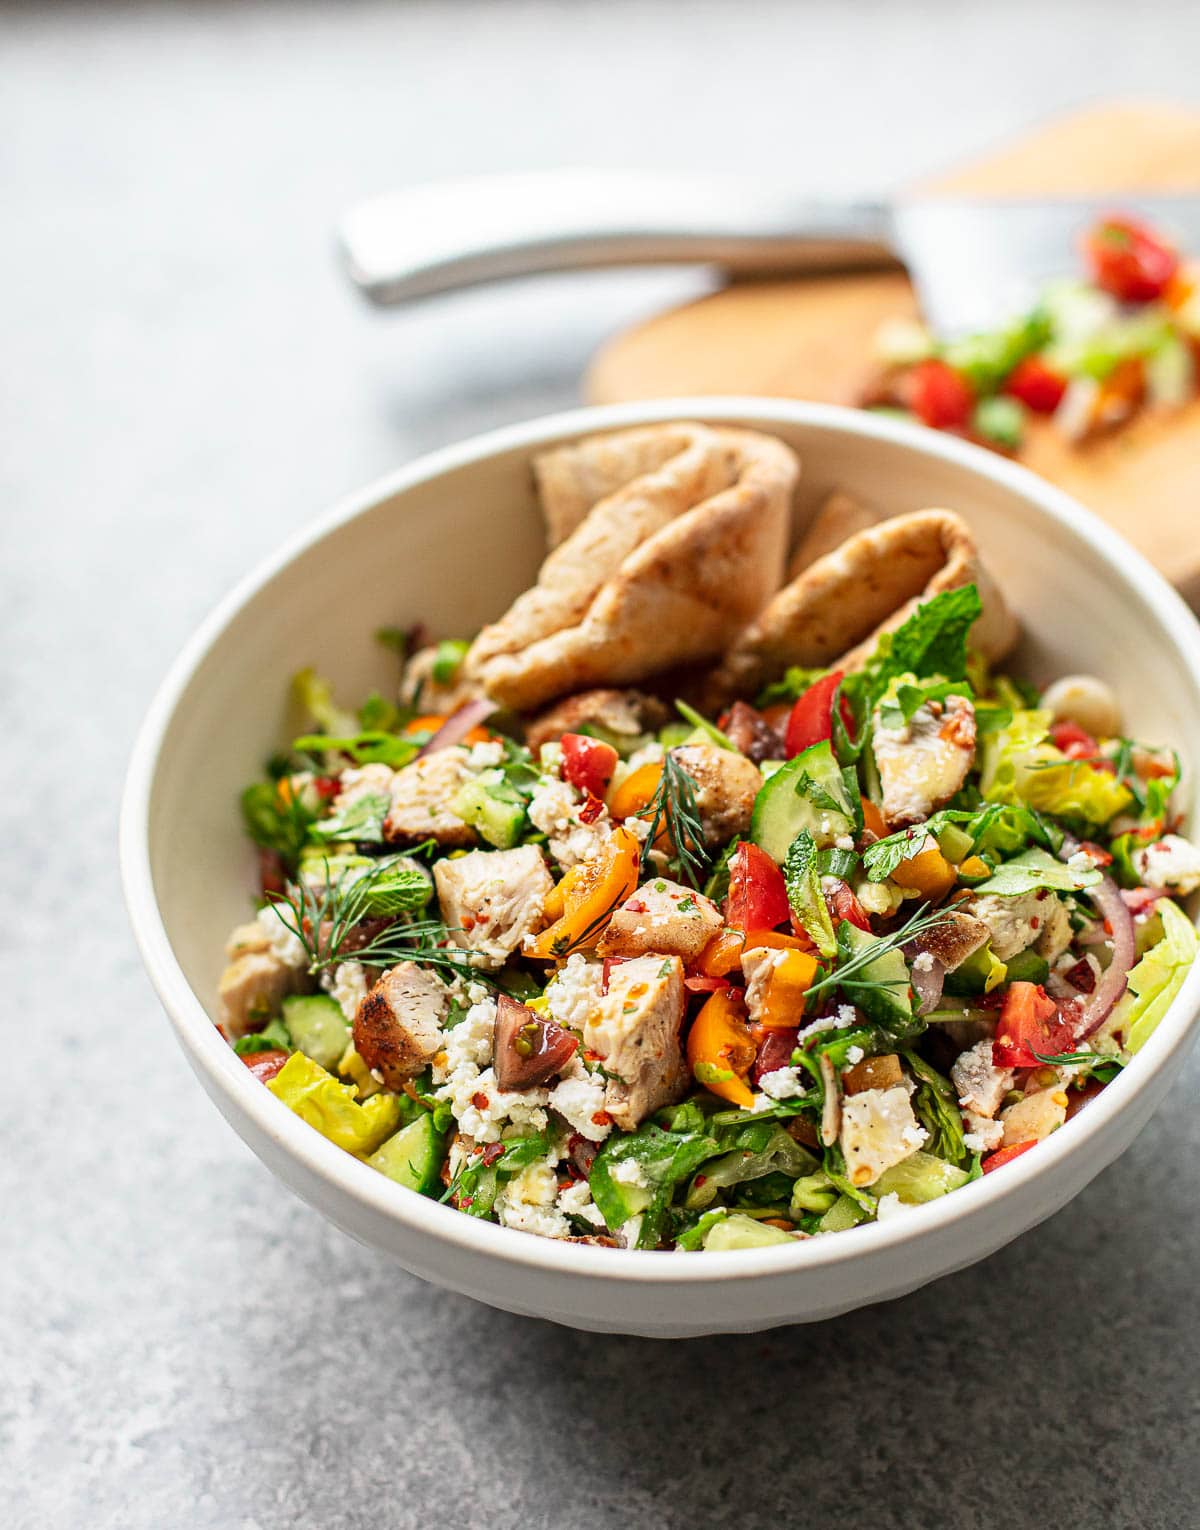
[874,1150,969,1204]
[450,779,527,849]
[818,1194,868,1232]
[838,922,913,1030]
[281,994,351,1072]
[750,740,857,862]
[703,1213,793,1250]
[366,1112,445,1195]
[1003,948,1050,985]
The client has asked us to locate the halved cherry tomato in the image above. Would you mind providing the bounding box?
[1004,355,1068,414]
[607,760,663,822]
[1082,215,1178,303]
[908,359,974,429]
[756,948,819,1028]
[686,989,756,1107]
[784,671,852,758]
[726,842,790,932]
[528,828,640,959]
[243,1049,290,1083]
[1050,720,1101,758]
[685,974,732,995]
[825,879,871,933]
[561,733,619,800]
[992,982,1075,1069]
[753,1025,800,1083]
[892,845,957,902]
[980,1139,1037,1174]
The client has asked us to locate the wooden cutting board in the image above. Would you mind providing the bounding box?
[586,103,1200,604]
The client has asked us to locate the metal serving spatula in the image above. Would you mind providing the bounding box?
[339,171,1200,335]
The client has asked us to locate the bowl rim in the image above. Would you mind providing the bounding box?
[120,396,1200,1286]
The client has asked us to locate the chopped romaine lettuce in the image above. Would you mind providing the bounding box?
[980,709,1132,825]
[232,1016,292,1056]
[685,1122,817,1210]
[266,1052,400,1154]
[1106,899,1199,1054]
[292,668,359,738]
[783,829,837,958]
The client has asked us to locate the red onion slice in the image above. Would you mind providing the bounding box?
[1057,835,1137,1040]
[910,954,946,1016]
[417,698,496,758]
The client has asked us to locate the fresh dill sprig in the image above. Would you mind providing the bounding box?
[269,859,495,985]
[1032,1048,1122,1071]
[805,902,957,1003]
[639,752,709,889]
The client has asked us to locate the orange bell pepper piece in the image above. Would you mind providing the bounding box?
[686,989,756,1107]
[860,796,887,839]
[893,846,957,902]
[695,926,814,978]
[757,948,819,1028]
[606,760,663,823]
[404,713,447,735]
[527,828,640,959]
[957,855,990,881]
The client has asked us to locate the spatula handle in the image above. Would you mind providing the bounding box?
[340,171,896,304]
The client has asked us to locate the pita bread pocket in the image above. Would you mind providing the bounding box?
[465,422,798,711]
[707,507,1019,705]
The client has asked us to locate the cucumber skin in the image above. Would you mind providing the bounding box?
[366,1113,444,1195]
[281,994,351,1072]
[750,741,856,863]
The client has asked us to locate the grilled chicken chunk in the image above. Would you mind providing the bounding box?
[383,748,475,847]
[598,878,722,962]
[217,921,303,1038]
[353,961,450,1090]
[433,845,554,969]
[670,743,763,847]
[584,954,687,1130]
[873,694,976,829]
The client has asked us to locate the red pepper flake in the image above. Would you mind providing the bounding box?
[694,1175,708,1188]
[1064,958,1097,994]
[480,1142,504,1167]
[579,793,605,824]
[591,1110,612,1127]
[472,1091,489,1111]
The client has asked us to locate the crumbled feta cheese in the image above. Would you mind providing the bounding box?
[1134,834,1200,895]
[255,904,308,969]
[625,743,665,771]
[323,960,369,1022]
[834,834,856,851]
[543,954,605,1031]
[527,777,614,869]
[875,1191,913,1222]
[798,1004,859,1043]
[610,1158,650,1189]
[618,1214,644,1249]
[495,1156,570,1239]
[911,950,935,973]
[622,814,652,843]
[845,1045,865,1066]
[548,1063,612,1142]
[465,740,506,769]
[556,1178,606,1228]
[759,1066,807,1100]
[433,997,496,1084]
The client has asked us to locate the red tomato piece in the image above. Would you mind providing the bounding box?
[258,848,287,899]
[601,955,632,993]
[243,1049,289,1083]
[993,982,1076,1068]
[784,670,850,757]
[1049,720,1100,758]
[685,974,733,995]
[752,1026,800,1084]
[726,842,791,932]
[825,878,871,933]
[1005,355,1068,414]
[1082,216,1179,303]
[561,733,620,799]
[908,359,974,429]
[981,1139,1037,1174]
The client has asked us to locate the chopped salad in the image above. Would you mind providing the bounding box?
[219,586,1197,1251]
[865,214,1200,451]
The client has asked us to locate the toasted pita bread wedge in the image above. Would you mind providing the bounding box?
[706,507,1018,705]
[465,423,797,712]
[788,490,882,578]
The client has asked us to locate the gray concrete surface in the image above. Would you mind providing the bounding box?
[3,3,1199,1527]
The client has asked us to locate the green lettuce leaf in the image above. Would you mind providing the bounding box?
[873,584,982,691]
[1105,898,1199,1054]
[684,1122,817,1210]
[266,1052,400,1154]
[232,1016,293,1055]
[970,846,1101,897]
[589,1121,720,1247]
[292,668,359,737]
[783,828,837,958]
[980,709,1132,825]
[902,1051,968,1167]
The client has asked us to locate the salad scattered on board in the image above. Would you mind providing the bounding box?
[218,423,1197,1251]
[864,214,1200,452]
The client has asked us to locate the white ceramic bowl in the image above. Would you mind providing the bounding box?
[121,399,1200,1337]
